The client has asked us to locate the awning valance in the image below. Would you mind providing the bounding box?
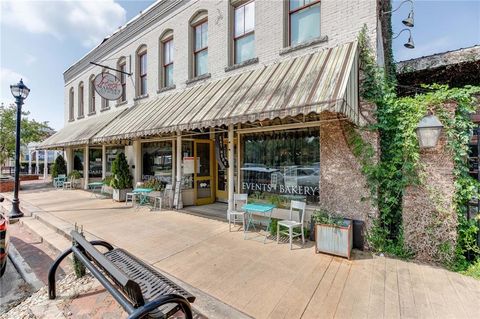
[39,110,126,149]
[93,41,358,143]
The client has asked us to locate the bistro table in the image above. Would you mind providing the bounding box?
[88,182,104,198]
[242,203,276,242]
[132,188,153,206]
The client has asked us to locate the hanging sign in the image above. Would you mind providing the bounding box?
[215,133,229,170]
[94,73,122,100]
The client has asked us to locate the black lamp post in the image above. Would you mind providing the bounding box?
[9,79,30,219]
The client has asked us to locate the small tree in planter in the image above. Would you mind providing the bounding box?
[110,153,133,202]
[51,155,67,179]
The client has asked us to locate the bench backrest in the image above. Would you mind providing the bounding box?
[71,231,145,307]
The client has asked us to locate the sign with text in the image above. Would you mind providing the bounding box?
[94,73,122,100]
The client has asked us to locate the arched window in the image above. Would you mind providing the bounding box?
[78,82,84,118]
[117,57,127,102]
[89,74,96,114]
[136,45,147,96]
[190,11,208,78]
[101,69,109,110]
[68,87,74,121]
[159,29,174,89]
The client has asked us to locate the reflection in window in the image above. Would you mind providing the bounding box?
[73,149,84,177]
[142,142,172,184]
[89,148,102,178]
[289,0,321,46]
[194,21,208,77]
[242,128,320,204]
[182,141,194,190]
[106,146,125,176]
[234,1,255,64]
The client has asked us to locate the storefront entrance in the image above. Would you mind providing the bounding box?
[194,140,215,205]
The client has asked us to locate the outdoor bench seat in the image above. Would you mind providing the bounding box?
[48,230,195,319]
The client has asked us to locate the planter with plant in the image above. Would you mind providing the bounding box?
[143,178,165,197]
[102,175,114,194]
[313,209,352,259]
[110,153,133,202]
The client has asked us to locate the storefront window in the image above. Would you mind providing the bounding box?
[241,128,320,205]
[73,149,84,177]
[106,146,125,176]
[89,148,102,178]
[142,141,172,184]
[182,141,194,190]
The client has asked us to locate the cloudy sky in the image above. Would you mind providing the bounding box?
[1,0,479,130]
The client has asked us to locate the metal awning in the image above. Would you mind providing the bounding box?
[39,110,126,149]
[90,41,358,143]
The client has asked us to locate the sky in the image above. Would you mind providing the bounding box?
[1,0,479,130]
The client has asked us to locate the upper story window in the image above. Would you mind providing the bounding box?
[136,45,148,96]
[159,30,174,89]
[69,87,74,121]
[101,70,110,110]
[289,0,321,46]
[234,1,255,64]
[89,74,96,114]
[117,58,127,102]
[78,82,84,117]
[193,18,208,77]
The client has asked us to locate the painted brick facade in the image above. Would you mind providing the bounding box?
[63,0,380,124]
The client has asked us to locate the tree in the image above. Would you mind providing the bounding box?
[0,103,53,170]
[110,153,132,189]
[51,154,67,178]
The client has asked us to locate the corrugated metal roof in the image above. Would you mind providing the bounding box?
[90,41,358,143]
[39,110,126,149]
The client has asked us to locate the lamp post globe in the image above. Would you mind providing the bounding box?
[8,79,30,219]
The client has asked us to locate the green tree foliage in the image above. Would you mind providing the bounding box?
[0,103,52,168]
[110,152,132,189]
[51,154,67,178]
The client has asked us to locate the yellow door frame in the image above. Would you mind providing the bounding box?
[194,139,215,205]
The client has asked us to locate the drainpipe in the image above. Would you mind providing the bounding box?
[228,124,234,219]
[175,130,183,209]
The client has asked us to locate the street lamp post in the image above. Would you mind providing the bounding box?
[9,79,30,219]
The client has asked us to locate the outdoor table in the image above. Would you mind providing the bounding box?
[88,182,104,198]
[133,188,153,206]
[242,203,276,241]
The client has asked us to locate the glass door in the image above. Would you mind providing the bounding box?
[194,140,214,205]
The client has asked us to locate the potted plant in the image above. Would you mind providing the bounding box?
[110,153,133,202]
[313,209,352,259]
[102,175,114,195]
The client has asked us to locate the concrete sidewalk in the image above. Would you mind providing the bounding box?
[11,188,480,318]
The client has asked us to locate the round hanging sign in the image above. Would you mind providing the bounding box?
[94,73,122,100]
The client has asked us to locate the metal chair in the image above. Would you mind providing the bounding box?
[53,174,67,189]
[277,200,306,250]
[126,192,136,207]
[229,194,248,232]
[163,184,173,209]
[63,176,76,190]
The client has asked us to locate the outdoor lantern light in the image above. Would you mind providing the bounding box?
[402,10,415,28]
[393,28,415,49]
[9,79,30,219]
[416,113,444,149]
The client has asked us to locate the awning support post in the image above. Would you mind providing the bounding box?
[228,124,234,219]
[133,140,141,185]
[175,130,183,209]
[35,150,39,175]
[84,145,89,189]
[65,148,73,175]
[102,145,107,180]
[43,150,48,180]
[28,150,32,175]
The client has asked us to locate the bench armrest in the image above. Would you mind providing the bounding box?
[127,294,193,319]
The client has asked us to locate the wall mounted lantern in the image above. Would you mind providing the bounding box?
[393,28,415,49]
[416,113,444,149]
[383,0,415,27]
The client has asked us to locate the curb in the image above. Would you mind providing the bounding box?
[8,242,44,291]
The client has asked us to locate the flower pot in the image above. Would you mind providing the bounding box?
[315,219,352,259]
[112,188,132,202]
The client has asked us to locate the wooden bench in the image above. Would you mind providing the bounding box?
[48,231,195,319]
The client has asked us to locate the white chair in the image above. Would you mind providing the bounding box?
[277,200,306,250]
[125,192,136,207]
[163,184,173,209]
[63,176,76,190]
[152,196,163,211]
[229,194,248,232]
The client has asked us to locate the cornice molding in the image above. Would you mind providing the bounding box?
[64,0,190,83]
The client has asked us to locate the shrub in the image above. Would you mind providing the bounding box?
[51,155,67,178]
[110,153,132,189]
[68,170,81,179]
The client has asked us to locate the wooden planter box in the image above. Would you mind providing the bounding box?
[315,219,353,259]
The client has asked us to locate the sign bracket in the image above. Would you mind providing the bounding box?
[89,62,132,76]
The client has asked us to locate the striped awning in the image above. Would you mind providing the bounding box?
[93,41,358,143]
[39,109,126,149]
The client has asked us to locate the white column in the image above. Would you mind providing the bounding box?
[102,144,107,180]
[35,150,39,175]
[228,124,235,218]
[171,139,176,186]
[84,145,89,189]
[43,150,48,180]
[65,147,73,174]
[28,150,32,174]
[133,140,142,185]
[175,131,183,209]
